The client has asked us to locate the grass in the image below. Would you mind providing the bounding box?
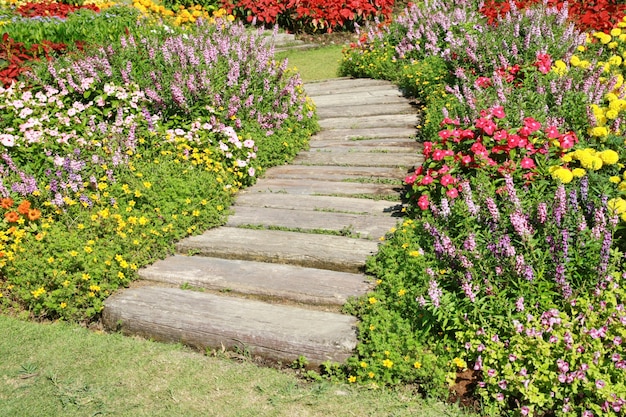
[0,315,474,417]
[277,45,345,82]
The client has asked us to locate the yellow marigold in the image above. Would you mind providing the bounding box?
[599,149,620,165]
[572,168,586,178]
[570,55,581,67]
[590,126,609,137]
[561,153,573,163]
[605,93,618,103]
[609,55,623,66]
[551,167,574,184]
[606,109,619,120]
[552,60,568,76]
[601,33,613,44]
[610,176,622,184]
[612,28,622,37]
[620,181,626,192]
[609,198,626,214]
[609,41,619,49]
[580,60,591,69]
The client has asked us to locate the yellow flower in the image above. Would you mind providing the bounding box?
[31,287,46,299]
[606,109,619,120]
[552,59,568,76]
[348,376,357,383]
[551,167,574,184]
[590,126,609,137]
[609,198,626,214]
[60,302,67,309]
[452,357,467,369]
[609,55,623,66]
[408,250,421,257]
[572,168,586,178]
[382,359,393,368]
[360,361,368,368]
[398,289,406,296]
[368,297,377,304]
[611,28,622,37]
[414,361,422,369]
[599,149,620,165]
[609,41,619,49]
[569,55,581,67]
[611,176,622,184]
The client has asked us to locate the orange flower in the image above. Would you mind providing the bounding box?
[27,209,41,221]
[0,198,13,209]
[4,211,19,223]
[17,200,31,215]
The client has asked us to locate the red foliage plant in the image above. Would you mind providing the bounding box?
[0,33,71,88]
[221,0,394,32]
[480,0,626,33]
[16,1,99,18]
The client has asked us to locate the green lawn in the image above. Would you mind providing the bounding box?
[0,315,473,416]
[277,45,345,82]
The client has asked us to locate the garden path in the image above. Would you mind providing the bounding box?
[102,77,423,368]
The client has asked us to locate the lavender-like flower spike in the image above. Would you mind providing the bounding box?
[428,280,443,308]
[511,210,534,242]
[537,202,548,224]
[504,175,521,210]
[554,185,567,226]
[461,181,479,216]
[485,197,500,223]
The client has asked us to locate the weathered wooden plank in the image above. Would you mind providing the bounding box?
[309,138,421,153]
[139,255,373,307]
[305,79,393,95]
[102,287,358,367]
[262,165,408,181]
[313,127,416,140]
[246,178,401,196]
[315,102,416,118]
[235,192,404,215]
[311,92,407,107]
[176,227,379,273]
[319,114,417,130]
[227,206,398,239]
[293,150,419,168]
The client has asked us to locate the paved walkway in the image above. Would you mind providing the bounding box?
[102,77,422,367]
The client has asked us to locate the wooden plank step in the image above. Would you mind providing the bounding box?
[304,79,393,95]
[311,92,406,107]
[176,227,379,273]
[226,206,398,239]
[102,287,358,367]
[245,178,401,197]
[313,127,416,140]
[309,138,421,153]
[138,255,372,307]
[235,192,404,215]
[319,114,417,130]
[315,102,416,118]
[293,151,419,168]
[262,165,408,181]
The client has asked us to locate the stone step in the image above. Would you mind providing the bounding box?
[102,287,358,367]
[304,78,395,95]
[309,138,421,153]
[226,206,398,239]
[315,102,416,118]
[319,113,417,130]
[313,127,416,141]
[262,165,408,181]
[176,227,379,273]
[293,150,419,168]
[138,255,372,308]
[235,192,403,215]
[245,178,401,197]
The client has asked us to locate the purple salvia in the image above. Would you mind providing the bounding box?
[461,181,479,216]
[461,272,478,303]
[440,196,451,218]
[554,185,567,226]
[511,210,533,242]
[599,229,612,276]
[485,197,500,223]
[497,235,516,257]
[463,233,477,252]
[537,202,548,224]
[428,280,443,308]
[504,175,521,209]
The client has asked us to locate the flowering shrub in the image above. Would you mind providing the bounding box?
[0,18,317,320]
[404,106,578,210]
[15,0,99,18]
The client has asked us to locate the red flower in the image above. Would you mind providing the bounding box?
[520,157,536,169]
[4,211,19,223]
[418,194,429,210]
[558,132,578,149]
[446,188,459,199]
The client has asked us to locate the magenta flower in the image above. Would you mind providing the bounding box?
[520,157,535,169]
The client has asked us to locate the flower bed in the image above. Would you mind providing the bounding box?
[340,0,626,415]
[0,7,317,320]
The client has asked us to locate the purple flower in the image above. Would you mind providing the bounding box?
[428,280,442,308]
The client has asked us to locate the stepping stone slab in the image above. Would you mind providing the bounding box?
[318,114,417,130]
[245,178,401,197]
[313,127,416,141]
[293,150,418,168]
[102,287,358,367]
[226,206,398,239]
[262,165,409,181]
[176,227,379,273]
[315,102,416,118]
[139,255,373,307]
[235,192,403,216]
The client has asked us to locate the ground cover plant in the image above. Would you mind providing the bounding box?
[340,0,626,414]
[0,2,317,321]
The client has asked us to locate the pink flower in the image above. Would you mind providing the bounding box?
[438,165,450,174]
[423,142,433,157]
[438,129,452,140]
[441,117,460,126]
[545,125,560,139]
[475,76,492,88]
[446,188,459,198]
[534,53,552,74]
[461,155,472,165]
[491,106,506,119]
[520,157,535,169]
[405,173,417,185]
[521,406,530,416]
[440,174,456,187]
[432,149,446,161]
[558,132,578,149]
[596,379,606,389]
[475,117,497,135]
[420,175,434,185]
[523,117,542,134]
[418,194,429,210]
